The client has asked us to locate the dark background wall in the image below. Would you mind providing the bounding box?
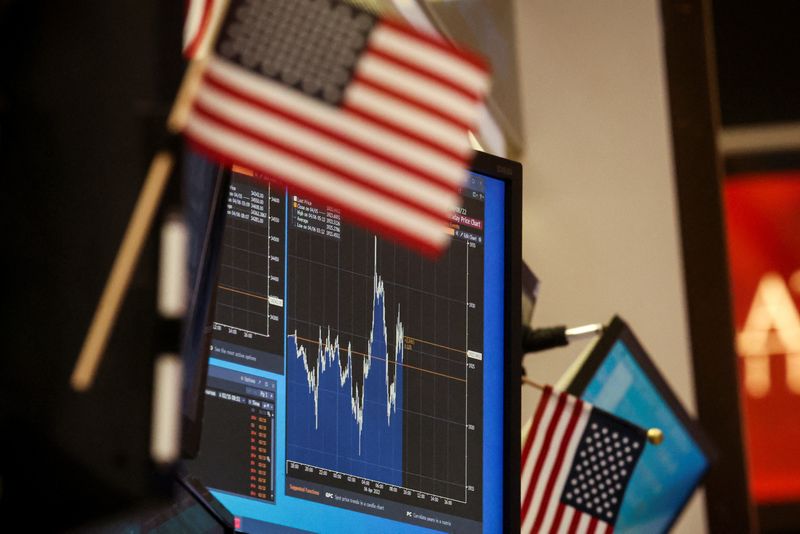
[714,1,800,126]
[0,1,183,528]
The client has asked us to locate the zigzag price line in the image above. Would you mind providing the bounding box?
[289,248,404,455]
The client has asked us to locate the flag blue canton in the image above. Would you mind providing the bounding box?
[560,409,646,524]
[217,0,377,106]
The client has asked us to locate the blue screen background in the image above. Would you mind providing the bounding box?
[208,175,506,533]
[581,341,709,533]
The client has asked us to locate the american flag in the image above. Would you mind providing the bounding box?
[521,386,647,533]
[182,0,490,255]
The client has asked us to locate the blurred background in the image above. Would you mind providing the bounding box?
[1,0,798,532]
[513,1,800,533]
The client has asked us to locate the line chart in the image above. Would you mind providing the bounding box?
[287,238,404,484]
[289,242,404,453]
[285,195,485,507]
[212,171,285,357]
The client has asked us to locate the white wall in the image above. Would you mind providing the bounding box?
[513,1,707,532]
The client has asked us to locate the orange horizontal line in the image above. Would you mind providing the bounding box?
[404,335,465,354]
[218,284,267,301]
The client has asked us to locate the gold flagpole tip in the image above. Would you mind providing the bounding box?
[647,428,664,445]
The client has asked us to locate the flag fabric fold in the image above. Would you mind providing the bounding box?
[183,0,224,58]
[181,0,490,255]
[521,386,647,534]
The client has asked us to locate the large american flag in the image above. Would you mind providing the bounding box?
[521,386,647,533]
[182,0,490,255]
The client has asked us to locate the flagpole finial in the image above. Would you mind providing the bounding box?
[647,427,664,445]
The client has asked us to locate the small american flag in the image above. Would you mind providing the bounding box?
[182,0,490,255]
[521,386,647,533]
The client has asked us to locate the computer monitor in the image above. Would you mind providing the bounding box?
[185,151,522,532]
[558,316,714,534]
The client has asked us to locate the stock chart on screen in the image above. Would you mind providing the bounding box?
[187,166,506,533]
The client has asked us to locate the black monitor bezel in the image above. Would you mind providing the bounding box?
[470,150,522,532]
[180,164,232,459]
[564,315,716,532]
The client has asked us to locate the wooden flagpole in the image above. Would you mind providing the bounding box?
[70,2,228,392]
[70,151,176,391]
[521,375,546,391]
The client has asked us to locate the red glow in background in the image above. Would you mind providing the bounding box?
[724,171,800,503]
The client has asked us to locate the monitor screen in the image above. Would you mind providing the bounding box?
[186,153,520,533]
[562,317,713,534]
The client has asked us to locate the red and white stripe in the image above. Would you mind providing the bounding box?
[521,387,610,534]
[183,0,226,58]
[183,19,489,255]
